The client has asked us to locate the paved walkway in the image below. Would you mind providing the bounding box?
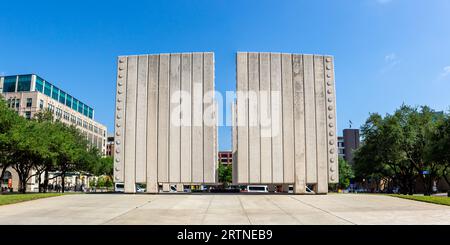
[0,194,449,225]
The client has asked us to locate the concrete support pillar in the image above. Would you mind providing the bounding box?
[294,183,306,194]
[176,184,184,192]
[162,183,170,192]
[146,182,158,194]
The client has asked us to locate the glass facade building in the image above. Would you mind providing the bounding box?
[1,74,94,119]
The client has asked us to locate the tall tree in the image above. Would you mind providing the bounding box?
[337,157,354,190]
[427,112,450,187]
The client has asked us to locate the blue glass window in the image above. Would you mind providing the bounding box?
[17,75,32,92]
[66,94,72,108]
[78,102,84,114]
[72,98,79,111]
[35,76,44,92]
[83,104,88,117]
[88,107,93,119]
[44,82,51,96]
[51,86,59,100]
[59,90,66,104]
[3,76,17,92]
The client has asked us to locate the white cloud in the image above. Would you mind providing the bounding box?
[438,66,450,80]
[381,53,400,73]
[385,53,397,62]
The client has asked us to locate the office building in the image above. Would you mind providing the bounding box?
[0,74,107,154]
[337,129,360,165]
[233,52,338,194]
[0,74,107,192]
[218,151,232,166]
[106,136,115,157]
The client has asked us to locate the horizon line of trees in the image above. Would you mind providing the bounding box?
[0,96,113,193]
[353,104,450,195]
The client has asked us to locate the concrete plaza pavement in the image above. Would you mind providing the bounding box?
[0,193,449,225]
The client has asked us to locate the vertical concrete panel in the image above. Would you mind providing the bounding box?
[114,57,127,183]
[124,56,138,193]
[325,56,339,184]
[135,55,148,183]
[281,54,295,183]
[248,52,261,183]
[303,55,317,184]
[232,101,238,184]
[236,52,249,183]
[293,54,306,193]
[259,53,272,183]
[169,54,181,183]
[203,52,215,183]
[270,53,284,184]
[314,56,328,193]
[146,55,159,193]
[180,53,192,183]
[191,53,204,183]
[157,54,170,183]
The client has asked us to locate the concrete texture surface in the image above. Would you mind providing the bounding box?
[234,53,338,193]
[0,194,449,225]
[114,53,217,193]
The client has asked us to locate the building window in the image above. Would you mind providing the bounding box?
[70,114,76,124]
[72,98,78,111]
[48,104,54,113]
[17,75,32,92]
[51,86,59,101]
[26,98,32,108]
[83,121,88,129]
[15,99,20,108]
[3,76,17,92]
[88,123,93,131]
[39,99,44,109]
[35,76,44,92]
[66,95,73,108]
[63,111,70,121]
[78,102,84,114]
[44,82,52,97]
[59,90,66,104]
[25,111,31,119]
[55,108,62,118]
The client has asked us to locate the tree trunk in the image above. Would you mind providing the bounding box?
[43,170,49,193]
[61,171,65,193]
[38,174,42,193]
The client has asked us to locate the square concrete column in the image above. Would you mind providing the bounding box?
[146,182,158,194]
[162,183,170,192]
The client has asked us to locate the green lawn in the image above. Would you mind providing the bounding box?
[0,193,69,206]
[389,194,450,206]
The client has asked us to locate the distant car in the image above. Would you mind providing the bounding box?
[247,185,268,193]
[136,184,146,193]
[288,185,315,194]
[115,183,124,193]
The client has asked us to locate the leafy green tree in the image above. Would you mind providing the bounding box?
[427,113,450,187]
[49,122,90,193]
[338,157,354,189]
[218,164,232,187]
[354,105,445,195]
[0,96,23,186]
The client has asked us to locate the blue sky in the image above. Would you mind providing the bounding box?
[1,0,450,150]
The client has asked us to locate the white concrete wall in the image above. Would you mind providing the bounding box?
[233,52,338,194]
[114,52,217,193]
